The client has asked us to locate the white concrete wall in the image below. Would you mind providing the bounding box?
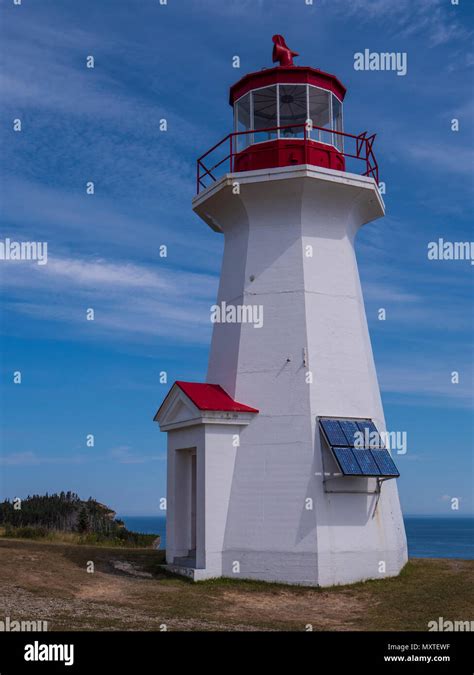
[202,424,240,576]
[192,166,408,586]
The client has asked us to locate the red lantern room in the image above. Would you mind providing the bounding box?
[197,36,378,193]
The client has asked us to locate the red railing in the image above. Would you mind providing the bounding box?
[196,123,379,194]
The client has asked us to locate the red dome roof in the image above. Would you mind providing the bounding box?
[229,65,346,105]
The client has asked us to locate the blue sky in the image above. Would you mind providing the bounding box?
[0,0,472,516]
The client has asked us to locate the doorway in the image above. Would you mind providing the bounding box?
[173,447,197,565]
[190,450,197,555]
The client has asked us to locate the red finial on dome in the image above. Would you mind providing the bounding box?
[272,34,299,67]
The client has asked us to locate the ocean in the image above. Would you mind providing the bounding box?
[403,516,473,559]
[119,515,474,559]
[120,515,167,547]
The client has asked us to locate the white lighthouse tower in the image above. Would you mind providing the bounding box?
[155,37,407,586]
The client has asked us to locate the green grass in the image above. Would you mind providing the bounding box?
[0,525,157,548]
[0,536,472,631]
[348,558,474,631]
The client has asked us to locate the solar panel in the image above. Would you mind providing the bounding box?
[319,417,400,479]
[371,449,400,477]
[320,419,349,447]
[332,447,363,475]
[339,420,362,447]
[356,420,383,448]
[352,448,381,476]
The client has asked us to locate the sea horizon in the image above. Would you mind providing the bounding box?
[119,513,474,517]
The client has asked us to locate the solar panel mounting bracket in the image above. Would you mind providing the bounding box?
[322,476,381,495]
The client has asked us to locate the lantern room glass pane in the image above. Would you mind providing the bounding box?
[253,86,277,143]
[308,87,332,145]
[332,94,343,151]
[279,84,307,139]
[235,93,251,152]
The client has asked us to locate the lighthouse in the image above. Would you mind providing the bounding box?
[155,37,408,586]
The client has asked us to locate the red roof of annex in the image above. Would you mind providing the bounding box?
[159,381,259,415]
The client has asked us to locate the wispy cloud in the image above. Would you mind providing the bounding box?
[0,448,166,466]
[0,15,212,254]
[0,254,218,344]
[406,142,474,176]
[198,0,265,17]
[109,446,165,464]
[325,0,470,47]
[379,363,473,408]
[0,451,85,466]
[1,20,201,141]
[362,281,420,305]
[0,176,221,275]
